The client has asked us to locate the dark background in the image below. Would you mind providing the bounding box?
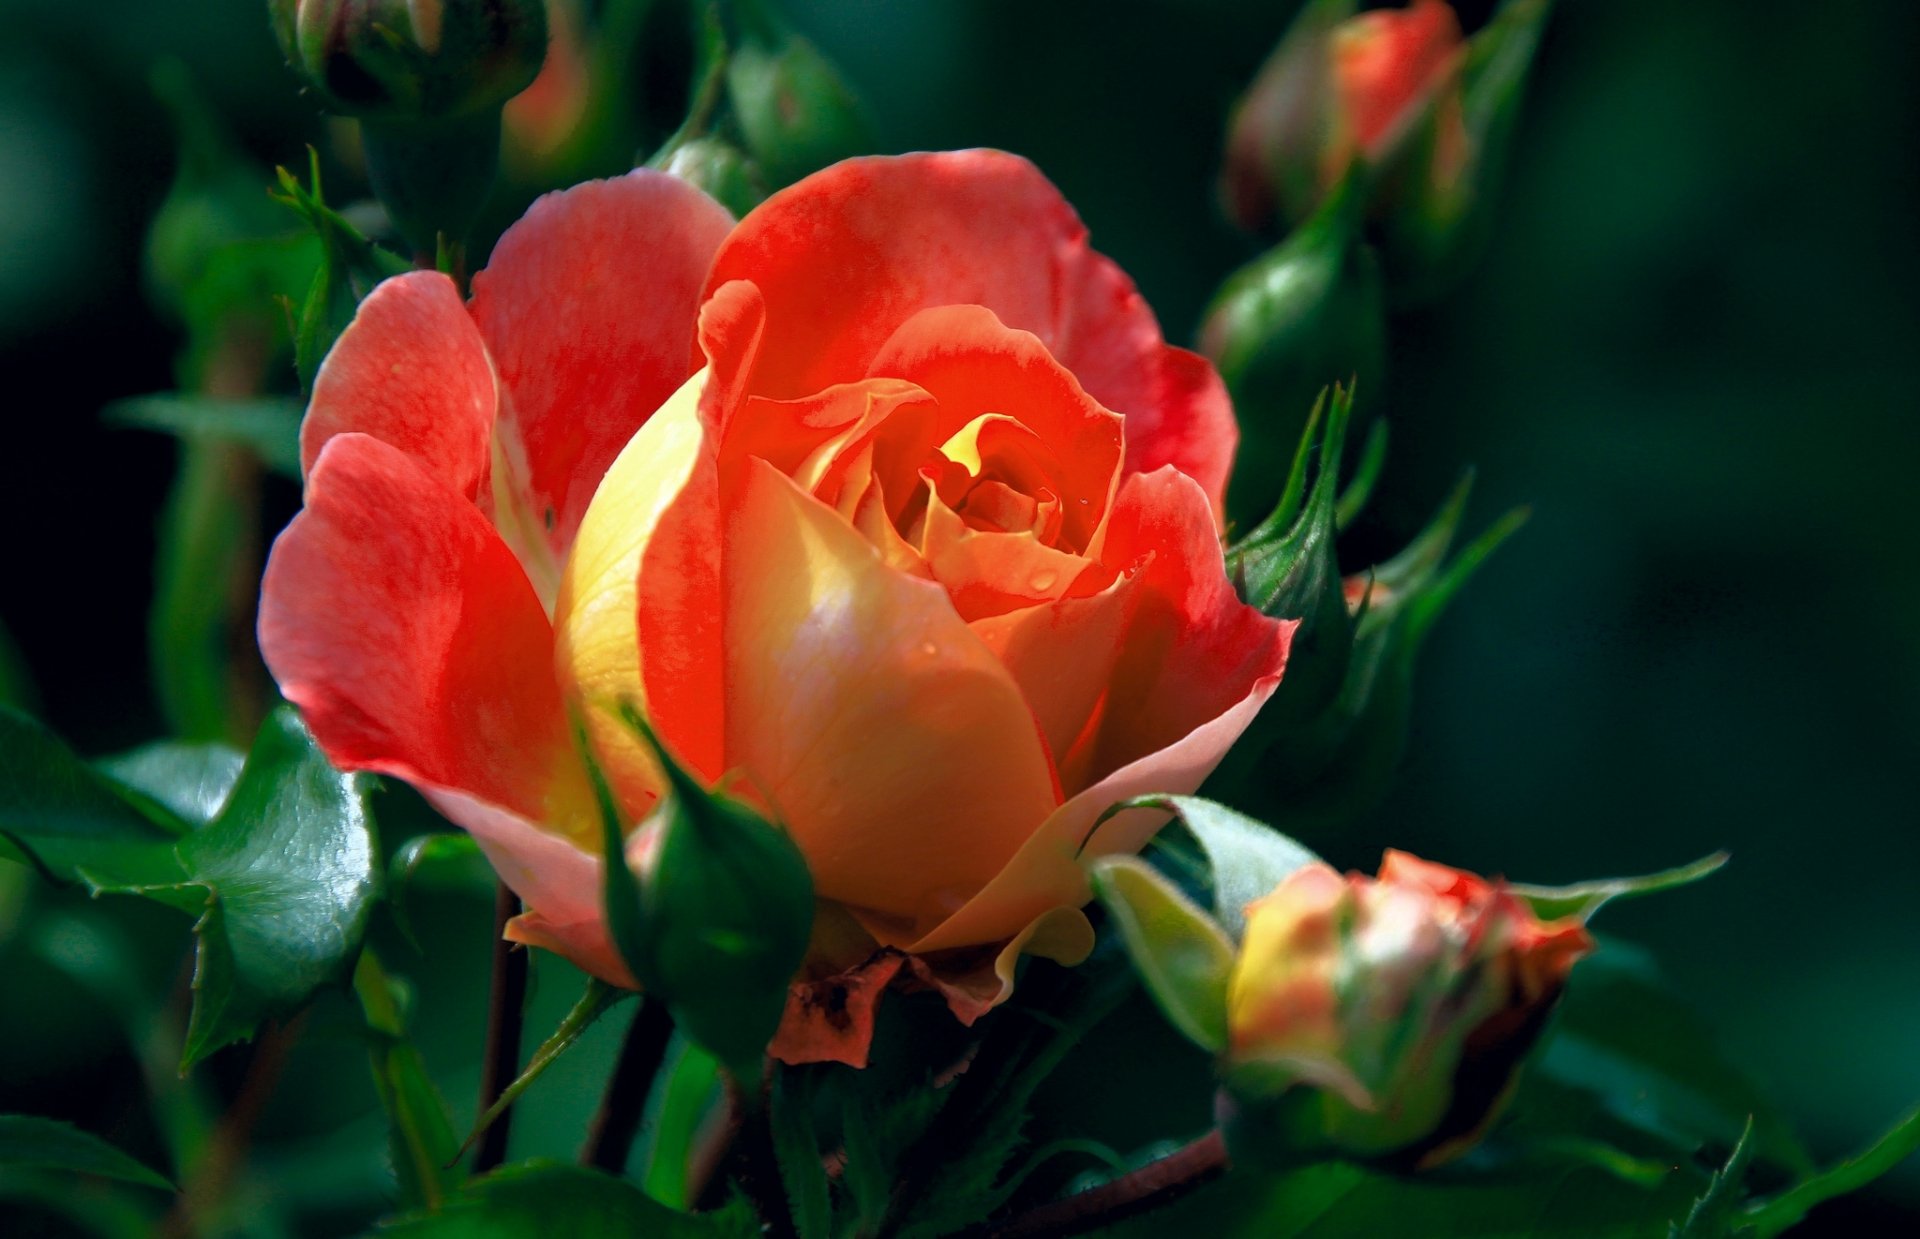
[1,0,1914,1230]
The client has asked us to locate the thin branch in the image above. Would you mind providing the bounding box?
[582,998,675,1173]
[472,882,530,1175]
[977,1129,1229,1239]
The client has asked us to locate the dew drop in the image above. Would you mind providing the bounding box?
[1029,569,1058,592]
[920,640,939,658]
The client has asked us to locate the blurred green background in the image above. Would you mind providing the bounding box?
[1,0,1914,1232]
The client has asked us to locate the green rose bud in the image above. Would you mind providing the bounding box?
[1200,179,1385,532]
[650,134,768,221]
[600,708,815,1084]
[724,0,874,187]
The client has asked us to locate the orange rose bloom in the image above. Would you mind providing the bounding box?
[260,152,1291,1065]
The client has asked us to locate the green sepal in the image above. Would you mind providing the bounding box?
[271,152,413,394]
[1202,177,1385,530]
[1227,384,1362,730]
[1512,852,1730,924]
[589,703,815,1086]
[1670,1119,1757,1238]
[0,1114,175,1191]
[1740,1101,1920,1238]
[386,832,495,948]
[1098,795,1320,941]
[1224,474,1529,831]
[1089,854,1237,1054]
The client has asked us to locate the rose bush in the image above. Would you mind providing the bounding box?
[259,151,1292,1065]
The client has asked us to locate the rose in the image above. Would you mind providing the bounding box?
[1222,850,1592,1166]
[1221,0,1467,234]
[260,151,1292,1066]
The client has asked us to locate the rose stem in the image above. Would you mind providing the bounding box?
[472,882,531,1174]
[976,1129,1229,1239]
[580,997,675,1172]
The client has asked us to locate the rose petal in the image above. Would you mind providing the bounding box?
[704,151,1234,514]
[300,271,496,499]
[969,572,1135,785]
[769,952,907,1069]
[554,368,712,809]
[1067,467,1293,782]
[259,433,586,830]
[907,669,1283,955]
[470,170,735,567]
[723,459,1059,939]
[867,304,1123,548]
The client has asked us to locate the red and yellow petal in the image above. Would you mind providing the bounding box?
[722,460,1059,941]
[259,432,586,831]
[470,170,734,568]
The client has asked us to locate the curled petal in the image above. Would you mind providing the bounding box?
[704,151,1235,514]
[300,271,496,500]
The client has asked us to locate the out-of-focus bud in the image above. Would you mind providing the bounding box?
[598,708,815,1084]
[270,0,550,252]
[650,135,768,221]
[725,0,874,188]
[502,0,593,174]
[1221,852,1592,1168]
[1222,0,1464,235]
[269,0,548,121]
[1200,180,1385,531]
[1372,0,1554,302]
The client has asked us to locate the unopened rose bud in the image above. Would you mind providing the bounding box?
[270,0,548,121]
[725,0,874,187]
[609,710,815,1083]
[1200,182,1385,531]
[270,0,551,252]
[1221,0,1465,235]
[1222,852,1591,1168]
[651,135,767,221]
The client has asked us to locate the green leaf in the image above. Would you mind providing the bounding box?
[1512,852,1730,923]
[0,705,183,881]
[1671,1119,1756,1238]
[1742,1102,1920,1237]
[354,949,462,1212]
[459,979,629,1157]
[771,1069,831,1239]
[0,1114,174,1191]
[372,1160,754,1237]
[87,708,380,1068]
[1103,795,1319,940]
[96,740,244,830]
[105,394,304,480]
[1089,855,1237,1053]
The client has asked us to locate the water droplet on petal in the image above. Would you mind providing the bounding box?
[920,640,939,658]
[1030,570,1057,592]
